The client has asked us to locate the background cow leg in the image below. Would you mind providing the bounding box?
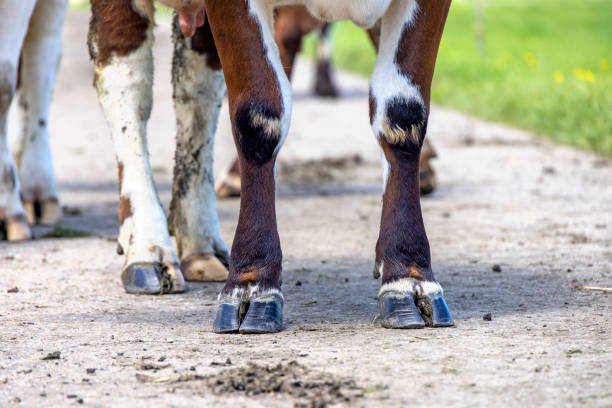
[88,0,185,294]
[10,0,68,226]
[0,0,36,241]
[206,0,292,334]
[370,0,453,328]
[169,16,229,282]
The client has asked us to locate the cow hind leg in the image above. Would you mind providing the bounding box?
[10,0,68,226]
[370,0,453,328]
[89,0,185,294]
[0,0,37,241]
[169,16,229,282]
[206,0,292,334]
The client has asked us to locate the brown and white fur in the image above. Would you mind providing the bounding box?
[0,0,67,241]
[214,5,439,199]
[89,0,454,331]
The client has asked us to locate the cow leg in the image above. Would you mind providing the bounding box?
[313,23,338,97]
[89,0,185,294]
[168,16,230,282]
[0,0,36,241]
[206,0,291,334]
[10,0,68,226]
[214,5,320,200]
[370,0,453,328]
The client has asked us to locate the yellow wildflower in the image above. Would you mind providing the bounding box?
[553,70,564,83]
[574,68,595,83]
[601,58,610,71]
[524,52,537,68]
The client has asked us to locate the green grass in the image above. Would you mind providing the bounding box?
[304,0,612,155]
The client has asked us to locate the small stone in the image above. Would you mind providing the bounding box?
[67,394,78,399]
[7,287,18,293]
[295,281,302,286]
[492,264,502,273]
[86,368,96,374]
[483,313,493,321]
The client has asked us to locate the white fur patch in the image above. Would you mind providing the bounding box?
[379,278,444,298]
[221,285,283,302]
[251,111,281,139]
[94,30,177,266]
[8,0,68,203]
[0,0,37,218]
[298,0,392,28]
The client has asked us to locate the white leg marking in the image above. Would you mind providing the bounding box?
[171,41,228,258]
[0,0,36,221]
[95,28,177,266]
[379,278,444,299]
[9,0,68,205]
[370,0,421,194]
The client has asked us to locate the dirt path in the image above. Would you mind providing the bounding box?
[1,11,611,408]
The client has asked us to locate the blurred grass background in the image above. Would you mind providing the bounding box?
[70,0,611,155]
[303,0,612,155]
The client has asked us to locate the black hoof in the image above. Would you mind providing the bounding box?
[239,293,284,334]
[417,295,454,327]
[212,298,241,333]
[378,292,425,329]
[121,263,163,295]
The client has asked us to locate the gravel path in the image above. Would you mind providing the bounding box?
[1,11,611,408]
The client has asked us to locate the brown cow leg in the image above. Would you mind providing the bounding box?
[207,0,291,334]
[370,0,453,328]
[214,5,320,200]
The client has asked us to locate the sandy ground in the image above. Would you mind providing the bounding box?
[1,11,611,408]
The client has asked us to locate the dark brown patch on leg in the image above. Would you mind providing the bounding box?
[185,15,221,70]
[88,0,151,66]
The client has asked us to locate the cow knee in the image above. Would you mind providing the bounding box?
[279,27,302,58]
[234,101,282,165]
[378,96,428,154]
[0,61,16,114]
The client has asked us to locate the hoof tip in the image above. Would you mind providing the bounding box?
[239,294,283,334]
[378,292,425,329]
[213,293,283,334]
[121,262,185,295]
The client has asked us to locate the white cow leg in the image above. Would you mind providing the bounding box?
[169,16,230,282]
[0,0,36,241]
[89,0,185,294]
[10,0,68,226]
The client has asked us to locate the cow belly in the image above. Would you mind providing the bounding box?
[299,0,392,28]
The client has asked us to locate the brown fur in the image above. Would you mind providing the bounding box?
[395,0,451,106]
[189,15,221,70]
[119,196,133,225]
[88,0,151,66]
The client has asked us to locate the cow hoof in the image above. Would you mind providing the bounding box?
[23,198,61,226]
[215,171,241,199]
[378,291,425,329]
[417,294,454,327]
[419,167,437,196]
[378,280,454,328]
[38,198,61,226]
[213,292,283,334]
[121,262,186,295]
[181,253,229,282]
[5,214,32,241]
[213,298,242,333]
[239,293,284,334]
